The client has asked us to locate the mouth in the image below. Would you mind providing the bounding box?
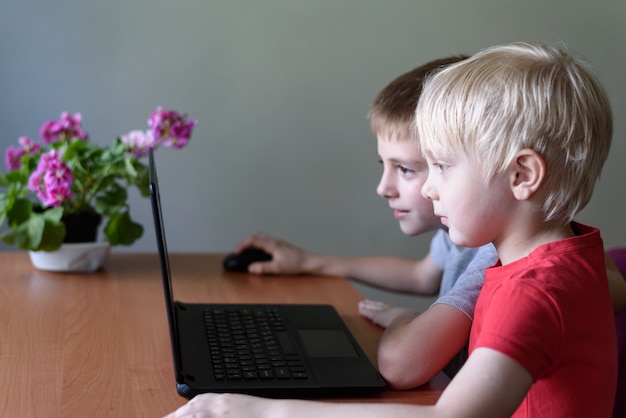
[434,211,447,225]
[392,209,409,220]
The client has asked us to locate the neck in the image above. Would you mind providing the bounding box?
[494,219,575,265]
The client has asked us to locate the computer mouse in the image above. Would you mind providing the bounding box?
[222,246,273,272]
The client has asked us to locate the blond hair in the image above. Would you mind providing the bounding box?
[415,42,613,223]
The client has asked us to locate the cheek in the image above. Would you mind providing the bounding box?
[414,193,435,216]
[438,179,481,224]
[447,182,499,239]
[405,181,428,203]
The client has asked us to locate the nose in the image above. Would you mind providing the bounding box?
[376,169,398,199]
[421,170,437,201]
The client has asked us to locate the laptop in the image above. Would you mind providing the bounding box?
[148,149,386,399]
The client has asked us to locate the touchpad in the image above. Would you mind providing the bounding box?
[298,330,358,358]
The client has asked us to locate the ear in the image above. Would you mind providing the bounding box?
[510,149,545,201]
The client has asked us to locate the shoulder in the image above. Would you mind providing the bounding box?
[473,277,564,377]
[430,229,450,248]
[429,229,452,267]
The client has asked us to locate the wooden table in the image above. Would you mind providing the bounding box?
[0,253,448,417]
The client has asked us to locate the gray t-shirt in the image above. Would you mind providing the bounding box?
[429,229,497,320]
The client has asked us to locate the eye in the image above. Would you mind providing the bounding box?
[433,162,449,173]
[398,165,415,175]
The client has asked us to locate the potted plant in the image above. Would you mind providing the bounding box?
[0,107,196,270]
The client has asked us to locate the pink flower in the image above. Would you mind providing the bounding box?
[28,150,73,207]
[5,145,24,170]
[38,150,63,171]
[27,170,42,191]
[148,106,197,149]
[43,160,72,189]
[39,120,58,144]
[18,136,41,155]
[4,137,42,170]
[121,129,155,157]
[40,183,72,207]
[39,112,89,144]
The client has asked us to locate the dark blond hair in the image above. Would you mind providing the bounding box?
[368,56,468,139]
[416,42,613,223]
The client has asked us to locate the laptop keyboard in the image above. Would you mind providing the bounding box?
[204,308,309,381]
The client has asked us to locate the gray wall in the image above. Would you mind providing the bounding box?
[1,1,625,309]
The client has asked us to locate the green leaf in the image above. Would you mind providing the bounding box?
[6,198,34,226]
[1,208,66,251]
[131,163,150,197]
[103,211,143,246]
[41,206,64,223]
[0,194,11,224]
[124,156,138,177]
[36,218,67,251]
[0,217,42,249]
[94,184,128,216]
[3,169,28,186]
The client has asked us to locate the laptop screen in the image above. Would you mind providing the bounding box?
[148,149,184,380]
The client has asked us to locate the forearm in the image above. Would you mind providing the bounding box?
[377,304,471,389]
[238,233,442,295]
[167,393,437,418]
[269,398,433,418]
[166,353,530,418]
[302,253,440,294]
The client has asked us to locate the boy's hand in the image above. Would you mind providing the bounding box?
[358,299,419,328]
[164,393,274,418]
[235,232,310,275]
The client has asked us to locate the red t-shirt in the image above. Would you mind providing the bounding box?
[469,223,617,417]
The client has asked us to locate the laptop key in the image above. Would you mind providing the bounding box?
[274,367,291,379]
[243,371,258,380]
[227,372,242,380]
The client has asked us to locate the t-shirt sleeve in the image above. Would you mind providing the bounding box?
[429,229,451,269]
[473,279,562,379]
[432,244,496,320]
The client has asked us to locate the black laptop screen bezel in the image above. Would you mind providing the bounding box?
[148,148,184,383]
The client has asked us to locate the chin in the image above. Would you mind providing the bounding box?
[398,225,415,236]
[400,224,434,237]
[448,230,482,248]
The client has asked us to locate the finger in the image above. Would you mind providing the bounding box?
[234,238,256,253]
[162,405,190,418]
[248,261,273,275]
[236,234,275,254]
[358,305,378,321]
[359,299,388,310]
[358,300,380,315]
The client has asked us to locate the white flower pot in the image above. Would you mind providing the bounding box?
[28,242,111,273]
